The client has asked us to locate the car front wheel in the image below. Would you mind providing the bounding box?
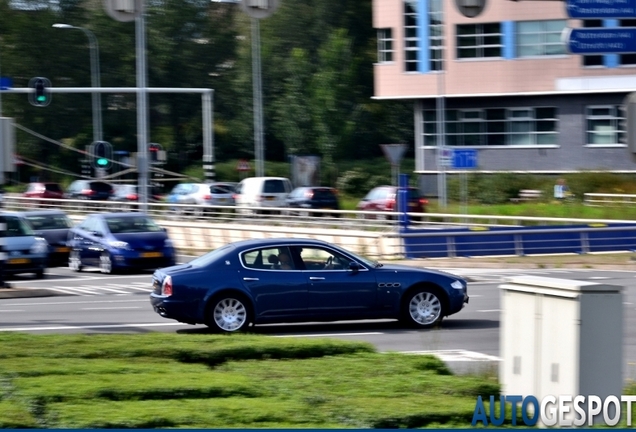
[206,295,252,333]
[401,288,445,329]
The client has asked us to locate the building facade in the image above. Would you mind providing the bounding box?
[373,0,636,195]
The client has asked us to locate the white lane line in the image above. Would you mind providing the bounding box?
[0,322,190,332]
[126,286,153,292]
[2,299,147,306]
[98,285,131,294]
[476,309,501,313]
[68,286,105,295]
[0,310,25,312]
[9,274,154,285]
[81,307,143,310]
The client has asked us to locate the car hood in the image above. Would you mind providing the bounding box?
[374,263,464,280]
[111,232,169,249]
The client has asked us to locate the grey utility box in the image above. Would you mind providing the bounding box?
[500,276,622,402]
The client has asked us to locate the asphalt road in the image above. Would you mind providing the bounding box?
[2,266,636,380]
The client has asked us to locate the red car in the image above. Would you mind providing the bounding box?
[356,186,428,219]
[23,182,64,199]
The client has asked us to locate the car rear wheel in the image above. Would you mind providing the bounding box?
[206,294,252,333]
[99,252,114,274]
[401,288,445,329]
[69,249,83,272]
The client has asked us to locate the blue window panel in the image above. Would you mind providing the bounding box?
[418,0,430,73]
[502,21,515,59]
[603,20,619,67]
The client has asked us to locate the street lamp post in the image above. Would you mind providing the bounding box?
[52,24,103,144]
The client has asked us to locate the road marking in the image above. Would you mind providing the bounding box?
[399,349,501,362]
[3,299,147,306]
[9,274,153,285]
[476,309,501,313]
[99,285,131,294]
[81,307,143,310]
[60,286,104,295]
[0,310,24,312]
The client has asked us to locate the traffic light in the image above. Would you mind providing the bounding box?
[92,141,112,169]
[28,77,52,107]
[148,143,162,163]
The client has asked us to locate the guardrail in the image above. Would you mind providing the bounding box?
[6,196,636,259]
[584,193,636,206]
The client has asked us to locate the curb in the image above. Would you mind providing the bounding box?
[0,288,68,299]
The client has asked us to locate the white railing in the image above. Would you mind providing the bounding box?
[584,193,636,206]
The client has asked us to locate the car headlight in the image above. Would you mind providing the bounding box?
[30,238,49,255]
[109,240,131,250]
[451,280,464,290]
[164,238,174,248]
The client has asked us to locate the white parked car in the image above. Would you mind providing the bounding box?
[234,177,293,214]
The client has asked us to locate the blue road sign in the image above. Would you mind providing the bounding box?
[0,77,12,90]
[452,149,478,169]
[564,27,636,54]
[566,0,636,18]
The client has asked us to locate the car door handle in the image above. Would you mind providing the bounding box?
[309,277,325,280]
[243,277,259,281]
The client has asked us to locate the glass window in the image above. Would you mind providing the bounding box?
[298,247,350,271]
[422,106,559,147]
[456,23,502,59]
[377,28,394,63]
[404,0,420,71]
[586,105,625,145]
[517,20,567,57]
[582,20,603,67]
[429,0,444,71]
[242,247,294,270]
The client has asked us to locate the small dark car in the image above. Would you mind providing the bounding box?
[149,238,469,332]
[21,210,74,266]
[23,182,64,200]
[68,212,176,274]
[356,186,428,219]
[65,180,114,201]
[285,187,340,216]
[110,184,163,205]
[0,212,49,278]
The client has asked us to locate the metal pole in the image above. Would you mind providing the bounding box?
[202,90,215,182]
[136,4,149,211]
[52,24,103,143]
[252,18,264,177]
[436,71,447,208]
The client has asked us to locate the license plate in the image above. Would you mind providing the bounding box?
[141,252,162,258]
[266,196,275,201]
[218,198,227,203]
[8,258,30,265]
[56,247,70,253]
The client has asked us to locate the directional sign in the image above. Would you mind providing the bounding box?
[566,0,636,18]
[452,149,478,169]
[564,27,636,54]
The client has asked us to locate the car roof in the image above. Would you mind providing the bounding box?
[228,237,335,251]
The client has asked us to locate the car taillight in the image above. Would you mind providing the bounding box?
[386,199,395,210]
[419,198,429,206]
[204,194,211,200]
[162,275,173,296]
[233,194,238,200]
[127,194,138,201]
[82,189,94,196]
[304,191,314,199]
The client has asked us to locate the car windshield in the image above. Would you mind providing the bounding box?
[1,216,35,237]
[330,246,377,268]
[189,244,234,267]
[26,214,73,230]
[106,217,163,234]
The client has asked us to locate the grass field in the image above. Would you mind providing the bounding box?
[0,333,498,429]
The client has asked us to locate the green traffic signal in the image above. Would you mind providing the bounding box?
[36,95,47,102]
[96,158,108,167]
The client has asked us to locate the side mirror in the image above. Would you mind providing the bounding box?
[348,261,360,273]
[92,231,103,237]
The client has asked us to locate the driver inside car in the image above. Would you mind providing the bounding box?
[278,252,293,270]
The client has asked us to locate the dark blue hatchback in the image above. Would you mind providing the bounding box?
[68,213,176,274]
[150,238,469,332]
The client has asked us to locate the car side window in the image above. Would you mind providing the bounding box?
[299,247,349,271]
[243,247,296,270]
[6,216,32,237]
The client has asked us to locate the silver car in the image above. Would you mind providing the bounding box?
[1,212,49,278]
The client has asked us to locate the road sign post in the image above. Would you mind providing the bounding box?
[451,149,478,216]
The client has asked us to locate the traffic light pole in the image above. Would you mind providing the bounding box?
[2,86,214,206]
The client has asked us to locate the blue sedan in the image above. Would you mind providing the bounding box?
[68,213,176,274]
[150,238,469,332]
